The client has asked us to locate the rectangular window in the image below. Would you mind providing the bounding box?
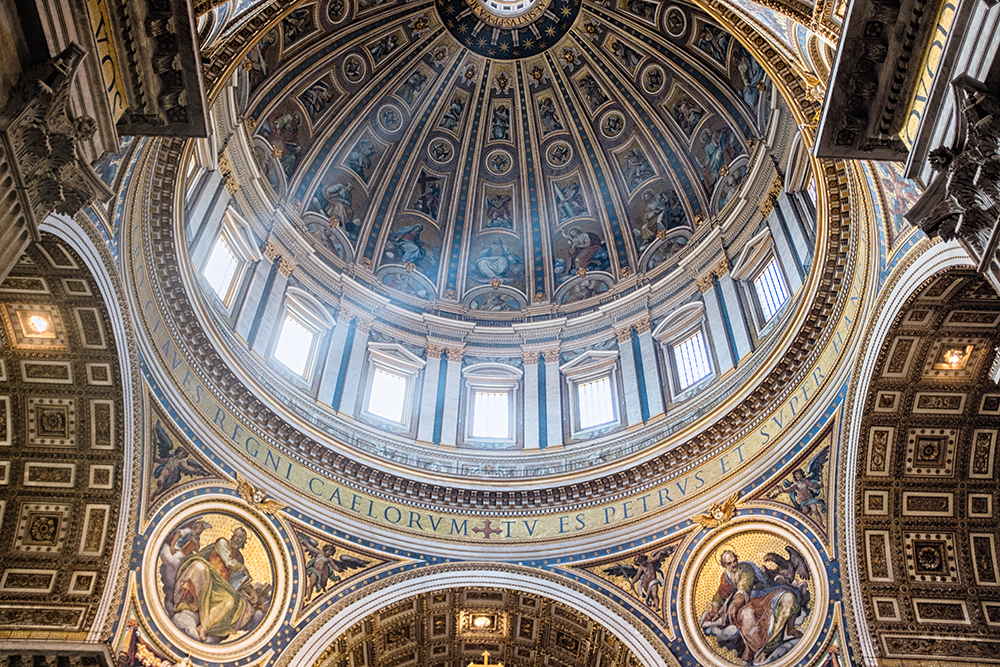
[674,331,712,389]
[203,235,240,304]
[367,367,408,423]
[274,316,314,377]
[754,258,790,323]
[471,390,510,438]
[577,376,615,429]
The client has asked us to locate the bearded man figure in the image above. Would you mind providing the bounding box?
[700,548,805,665]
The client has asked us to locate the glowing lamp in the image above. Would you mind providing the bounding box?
[27,315,49,334]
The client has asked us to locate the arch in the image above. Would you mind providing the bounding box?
[281,564,677,667]
[841,240,972,665]
[38,213,140,641]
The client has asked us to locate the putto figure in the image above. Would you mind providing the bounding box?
[700,547,811,665]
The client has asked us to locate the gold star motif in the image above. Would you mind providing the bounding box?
[513,49,521,56]
[524,39,533,48]
[561,5,571,15]
[458,23,467,32]
[539,41,547,48]
[477,37,487,47]
[487,48,496,55]
[499,42,509,52]
[545,26,556,36]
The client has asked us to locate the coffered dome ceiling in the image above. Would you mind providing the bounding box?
[237,0,775,310]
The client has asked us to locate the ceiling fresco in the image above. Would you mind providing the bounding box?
[236,0,774,306]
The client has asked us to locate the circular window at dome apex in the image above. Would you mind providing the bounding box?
[479,0,541,17]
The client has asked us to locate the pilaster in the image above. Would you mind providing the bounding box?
[416,344,445,444]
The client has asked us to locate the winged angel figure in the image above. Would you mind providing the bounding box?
[298,533,371,601]
[771,449,828,517]
[236,473,285,515]
[603,545,677,608]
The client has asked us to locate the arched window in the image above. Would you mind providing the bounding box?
[271,287,334,381]
[654,302,716,402]
[560,351,621,436]
[201,207,261,310]
[362,343,426,427]
[731,228,791,333]
[462,363,522,444]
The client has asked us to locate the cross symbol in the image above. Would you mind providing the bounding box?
[473,519,502,540]
[468,650,504,667]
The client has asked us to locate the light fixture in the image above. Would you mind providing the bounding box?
[27,315,49,334]
[943,348,964,367]
[473,615,492,629]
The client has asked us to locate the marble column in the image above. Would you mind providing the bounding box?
[633,317,665,419]
[616,326,644,427]
[249,242,292,355]
[715,267,754,361]
[522,350,541,450]
[337,317,372,417]
[417,345,445,444]
[317,310,353,406]
[543,349,562,448]
[697,272,736,372]
[439,348,464,447]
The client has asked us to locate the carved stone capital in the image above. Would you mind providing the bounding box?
[521,350,541,364]
[712,257,731,278]
[262,240,281,262]
[445,347,465,361]
[633,316,652,334]
[615,326,634,343]
[353,317,373,335]
[425,344,445,359]
[695,273,715,293]
[1,45,113,229]
[541,349,561,362]
[277,257,294,277]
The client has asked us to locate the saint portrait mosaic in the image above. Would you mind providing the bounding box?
[143,502,288,658]
[682,522,827,667]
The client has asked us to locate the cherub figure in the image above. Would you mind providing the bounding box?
[299,533,371,601]
[603,545,676,608]
[779,448,828,516]
[152,421,208,494]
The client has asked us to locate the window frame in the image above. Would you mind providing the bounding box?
[559,350,622,438]
[269,287,335,383]
[360,342,426,429]
[653,302,717,403]
[752,257,790,324]
[200,207,262,313]
[730,228,791,335]
[462,362,522,446]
